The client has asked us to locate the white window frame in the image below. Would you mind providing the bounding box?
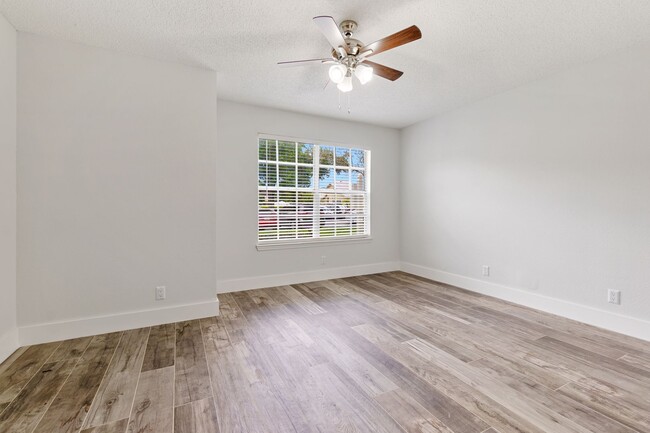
[257,134,371,251]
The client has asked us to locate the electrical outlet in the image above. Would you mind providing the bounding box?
[155,286,166,301]
[607,289,621,305]
[321,255,326,265]
[482,265,490,277]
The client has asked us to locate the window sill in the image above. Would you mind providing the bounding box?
[256,235,372,251]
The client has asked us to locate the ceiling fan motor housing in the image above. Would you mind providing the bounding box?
[328,20,363,58]
[339,20,357,37]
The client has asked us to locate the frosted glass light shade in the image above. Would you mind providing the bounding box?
[337,75,353,92]
[355,64,373,84]
[328,64,347,84]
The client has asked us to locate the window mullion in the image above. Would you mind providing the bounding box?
[275,140,280,240]
[313,145,320,238]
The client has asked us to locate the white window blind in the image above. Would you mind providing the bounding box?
[258,136,370,245]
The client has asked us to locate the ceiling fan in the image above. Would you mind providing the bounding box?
[278,16,422,93]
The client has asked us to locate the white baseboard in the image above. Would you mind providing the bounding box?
[217,261,401,293]
[401,262,650,342]
[18,299,220,346]
[0,327,20,364]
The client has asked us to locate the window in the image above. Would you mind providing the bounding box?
[258,135,370,246]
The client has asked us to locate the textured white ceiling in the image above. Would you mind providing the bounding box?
[2,0,650,128]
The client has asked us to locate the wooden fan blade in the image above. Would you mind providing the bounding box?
[313,16,347,51]
[361,25,421,58]
[363,60,404,81]
[278,58,332,67]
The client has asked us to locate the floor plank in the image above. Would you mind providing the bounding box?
[0,359,76,433]
[201,315,265,433]
[532,336,650,383]
[222,292,305,433]
[557,381,650,432]
[0,342,61,410]
[32,333,122,433]
[141,324,175,372]
[277,285,326,315]
[0,347,28,378]
[470,356,638,433]
[174,320,212,407]
[403,336,596,433]
[174,398,219,433]
[128,366,174,433]
[83,328,149,428]
[316,326,398,397]
[618,352,650,372]
[307,362,407,433]
[375,389,455,433]
[80,418,128,433]
[48,336,94,362]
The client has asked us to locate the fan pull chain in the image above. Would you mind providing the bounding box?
[336,90,351,114]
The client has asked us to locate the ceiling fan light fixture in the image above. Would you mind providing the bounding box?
[337,74,353,92]
[328,64,347,84]
[355,64,373,85]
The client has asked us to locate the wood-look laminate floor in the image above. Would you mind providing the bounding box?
[1,272,650,433]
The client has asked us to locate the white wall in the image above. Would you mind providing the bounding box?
[14,30,648,345]
[0,13,17,361]
[216,100,400,291]
[17,34,219,343]
[401,45,650,338]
